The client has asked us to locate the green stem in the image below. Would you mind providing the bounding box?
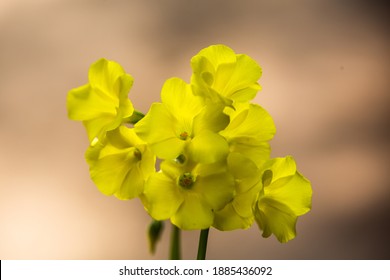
[125,110,145,125]
[170,224,181,260]
[197,228,210,260]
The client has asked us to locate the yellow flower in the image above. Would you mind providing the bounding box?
[66,45,313,249]
[67,58,134,144]
[220,102,276,168]
[213,153,261,231]
[254,156,312,243]
[143,157,235,230]
[191,44,262,105]
[134,77,229,163]
[85,126,155,200]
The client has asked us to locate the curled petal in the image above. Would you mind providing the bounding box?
[262,156,297,185]
[265,170,312,216]
[254,197,298,243]
[214,54,261,102]
[190,45,262,104]
[221,103,276,143]
[192,103,229,135]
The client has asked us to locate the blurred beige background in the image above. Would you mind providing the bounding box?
[1,0,389,259]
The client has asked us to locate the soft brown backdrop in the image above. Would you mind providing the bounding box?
[1,0,389,259]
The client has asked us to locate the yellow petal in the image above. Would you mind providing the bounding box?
[213,203,254,231]
[88,147,142,199]
[227,152,259,180]
[262,156,297,186]
[134,103,185,159]
[85,127,155,200]
[265,170,312,216]
[229,142,271,169]
[221,54,262,101]
[161,77,203,120]
[188,131,229,164]
[144,172,184,220]
[67,85,116,120]
[190,45,262,103]
[171,192,214,230]
[255,197,298,243]
[194,170,235,210]
[67,58,134,143]
[254,156,312,243]
[192,103,229,135]
[221,103,276,143]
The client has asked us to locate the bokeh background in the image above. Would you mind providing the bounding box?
[1,0,389,259]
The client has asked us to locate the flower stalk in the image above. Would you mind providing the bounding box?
[197,228,209,260]
[170,224,181,260]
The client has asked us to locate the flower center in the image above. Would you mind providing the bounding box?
[179,131,189,140]
[175,154,186,164]
[133,148,142,160]
[178,172,195,189]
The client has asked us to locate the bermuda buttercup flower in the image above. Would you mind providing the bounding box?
[67,58,135,144]
[253,156,312,243]
[191,44,262,105]
[67,44,313,259]
[85,126,155,200]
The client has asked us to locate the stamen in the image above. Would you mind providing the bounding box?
[179,131,188,140]
[178,172,195,189]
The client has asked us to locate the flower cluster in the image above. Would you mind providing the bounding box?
[67,45,312,243]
